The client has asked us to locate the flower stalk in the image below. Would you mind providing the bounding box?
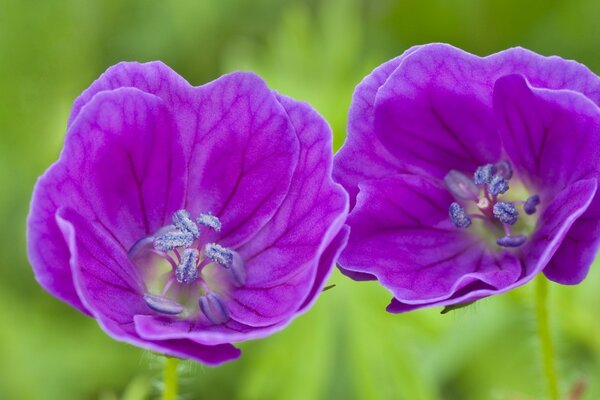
[535,275,559,400]
[162,357,179,400]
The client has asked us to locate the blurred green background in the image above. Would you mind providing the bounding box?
[1,0,600,399]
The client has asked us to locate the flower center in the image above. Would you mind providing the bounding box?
[444,161,540,248]
[128,209,245,324]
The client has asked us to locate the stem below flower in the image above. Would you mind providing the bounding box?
[162,357,179,400]
[535,275,559,400]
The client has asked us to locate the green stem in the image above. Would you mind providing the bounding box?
[162,357,179,400]
[535,275,559,400]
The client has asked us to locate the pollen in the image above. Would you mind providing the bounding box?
[449,202,472,228]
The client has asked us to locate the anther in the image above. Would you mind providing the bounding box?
[172,209,199,238]
[488,175,509,196]
[153,230,194,252]
[204,243,233,268]
[196,212,222,232]
[473,164,496,185]
[176,248,200,284]
[496,235,527,248]
[143,293,184,315]
[494,160,513,180]
[524,195,541,215]
[493,202,519,225]
[444,170,480,201]
[449,202,472,228]
[199,293,230,325]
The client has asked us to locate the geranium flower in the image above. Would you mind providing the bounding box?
[27,62,348,364]
[334,43,600,313]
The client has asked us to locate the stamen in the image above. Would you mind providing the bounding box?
[473,164,496,185]
[524,194,541,215]
[172,209,199,238]
[143,293,184,315]
[488,175,509,196]
[449,202,472,228]
[444,170,480,201]
[204,243,233,268]
[494,160,513,180]
[176,249,200,284]
[196,212,222,232]
[128,236,155,259]
[154,231,194,252]
[496,235,527,248]
[199,293,229,325]
[493,202,519,225]
[229,251,246,287]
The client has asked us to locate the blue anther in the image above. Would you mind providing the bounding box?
[196,212,222,232]
[524,194,541,215]
[473,164,496,185]
[204,243,233,268]
[494,160,513,180]
[444,170,480,201]
[496,235,527,248]
[449,202,472,228]
[143,293,184,315]
[176,248,200,284]
[199,293,230,325]
[488,175,509,196]
[172,209,199,238]
[154,230,194,252]
[493,202,519,225]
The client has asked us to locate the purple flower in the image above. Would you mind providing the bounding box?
[27,62,348,364]
[334,43,600,313]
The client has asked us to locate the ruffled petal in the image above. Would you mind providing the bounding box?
[339,175,522,305]
[27,88,186,312]
[56,207,240,365]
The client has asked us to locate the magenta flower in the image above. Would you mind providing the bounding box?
[334,44,600,313]
[27,63,348,364]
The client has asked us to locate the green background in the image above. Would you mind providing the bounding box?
[1,0,600,399]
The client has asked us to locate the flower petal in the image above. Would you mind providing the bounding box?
[493,73,600,192]
[333,46,421,207]
[493,75,600,285]
[538,179,600,284]
[372,47,501,178]
[27,88,186,312]
[221,94,347,326]
[183,73,300,247]
[339,175,522,305]
[72,67,302,248]
[56,207,240,365]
